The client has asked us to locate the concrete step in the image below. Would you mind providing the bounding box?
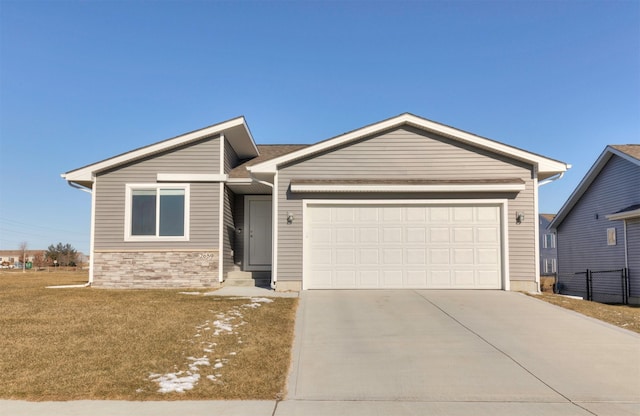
[224,270,271,288]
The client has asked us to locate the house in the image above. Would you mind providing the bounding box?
[539,214,557,277]
[62,113,569,291]
[549,145,640,304]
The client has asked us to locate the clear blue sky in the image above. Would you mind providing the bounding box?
[1,0,638,254]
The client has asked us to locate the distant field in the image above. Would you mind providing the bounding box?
[0,271,297,401]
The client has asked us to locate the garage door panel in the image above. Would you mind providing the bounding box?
[335,271,356,288]
[306,204,502,289]
[453,227,474,243]
[382,270,403,287]
[453,270,475,286]
[383,227,403,243]
[406,270,427,286]
[430,270,452,287]
[406,248,426,264]
[430,228,450,242]
[406,227,426,242]
[358,271,379,287]
[336,249,356,265]
[359,248,379,264]
[382,249,403,265]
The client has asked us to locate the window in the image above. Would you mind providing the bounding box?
[607,228,616,246]
[125,185,190,241]
[542,233,555,249]
[543,258,557,273]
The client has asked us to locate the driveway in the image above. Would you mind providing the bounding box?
[282,290,640,416]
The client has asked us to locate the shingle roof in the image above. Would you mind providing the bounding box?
[540,213,556,222]
[228,144,310,178]
[610,144,640,161]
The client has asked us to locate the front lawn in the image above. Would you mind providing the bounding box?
[0,271,297,401]
[531,292,640,334]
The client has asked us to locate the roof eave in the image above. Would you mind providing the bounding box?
[63,116,257,183]
[549,147,622,230]
[249,113,570,175]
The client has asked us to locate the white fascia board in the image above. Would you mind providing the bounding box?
[226,178,253,185]
[550,148,616,229]
[607,208,640,221]
[63,116,248,183]
[290,183,526,193]
[248,113,569,175]
[157,173,228,182]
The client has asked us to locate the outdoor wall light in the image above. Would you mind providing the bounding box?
[516,211,525,224]
[287,212,294,224]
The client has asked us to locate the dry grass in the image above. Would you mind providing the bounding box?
[531,292,640,334]
[0,271,297,401]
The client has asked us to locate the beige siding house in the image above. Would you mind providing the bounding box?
[63,114,569,291]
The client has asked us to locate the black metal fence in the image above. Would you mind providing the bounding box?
[556,268,630,304]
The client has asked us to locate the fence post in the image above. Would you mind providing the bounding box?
[585,269,591,301]
[623,268,629,305]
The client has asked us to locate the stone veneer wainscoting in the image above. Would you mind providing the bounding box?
[92,250,220,288]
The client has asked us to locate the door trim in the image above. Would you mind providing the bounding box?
[244,195,273,271]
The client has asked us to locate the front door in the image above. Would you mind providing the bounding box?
[245,195,272,270]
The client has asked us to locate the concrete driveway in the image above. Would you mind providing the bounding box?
[282,290,640,416]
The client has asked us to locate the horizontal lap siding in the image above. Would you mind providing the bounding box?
[94,137,220,250]
[628,219,640,297]
[557,156,640,298]
[277,127,535,283]
[223,139,240,275]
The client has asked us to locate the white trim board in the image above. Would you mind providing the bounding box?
[290,183,526,193]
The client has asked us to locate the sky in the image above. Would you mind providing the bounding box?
[1,0,638,254]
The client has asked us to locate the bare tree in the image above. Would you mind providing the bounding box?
[19,241,28,273]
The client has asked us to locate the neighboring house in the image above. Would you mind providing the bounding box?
[62,113,569,291]
[549,145,640,304]
[0,250,41,267]
[539,214,557,277]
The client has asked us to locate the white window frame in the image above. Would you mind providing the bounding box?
[542,233,556,249]
[543,258,557,273]
[124,183,190,242]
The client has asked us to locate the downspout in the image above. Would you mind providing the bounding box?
[248,172,276,290]
[53,180,92,287]
[538,172,564,187]
[537,171,565,292]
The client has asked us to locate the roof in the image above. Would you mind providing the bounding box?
[248,113,570,180]
[62,116,257,188]
[229,145,309,178]
[549,145,640,229]
[540,213,556,222]
[610,144,640,161]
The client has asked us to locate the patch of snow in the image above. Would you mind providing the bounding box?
[179,292,202,295]
[150,372,201,393]
[251,297,274,303]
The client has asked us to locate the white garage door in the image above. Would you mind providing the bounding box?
[305,203,502,289]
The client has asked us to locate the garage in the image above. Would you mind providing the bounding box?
[305,202,503,289]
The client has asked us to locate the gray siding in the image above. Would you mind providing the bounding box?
[539,216,558,275]
[224,138,239,174]
[628,218,640,298]
[277,126,536,284]
[222,187,235,276]
[233,194,245,266]
[94,137,221,250]
[556,155,640,299]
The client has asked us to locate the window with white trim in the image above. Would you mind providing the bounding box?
[543,258,557,273]
[542,233,555,249]
[125,184,190,241]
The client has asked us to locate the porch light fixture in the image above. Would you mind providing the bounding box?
[516,211,525,224]
[287,212,294,224]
